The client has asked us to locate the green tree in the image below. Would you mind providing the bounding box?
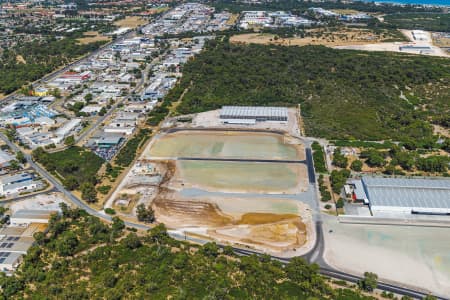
[111,216,125,233]
[361,149,386,167]
[80,182,97,203]
[136,203,155,223]
[84,93,93,102]
[350,160,363,172]
[9,160,20,170]
[64,135,75,147]
[122,233,142,249]
[332,148,348,168]
[56,231,79,256]
[336,198,345,209]
[63,176,79,190]
[15,151,26,164]
[358,272,378,292]
[98,107,107,116]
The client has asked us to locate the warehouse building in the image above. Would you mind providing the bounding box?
[219,106,288,124]
[350,176,450,215]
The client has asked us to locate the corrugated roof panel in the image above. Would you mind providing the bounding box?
[362,176,450,210]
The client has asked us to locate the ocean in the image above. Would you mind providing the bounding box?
[362,0,450,6]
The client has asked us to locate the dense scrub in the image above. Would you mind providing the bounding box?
[208,0,442,14]
[0,205,376,299]
[114,128,151,167]
[177,41,449,146]
[384,13,450,32]
[32,146,104,188]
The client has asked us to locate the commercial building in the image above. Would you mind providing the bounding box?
[9,210,54,226]
[350,176,450,215]
[0,150,15,168]
[0,211,53,272]
[220,106,288,124]
[0,173,38,197]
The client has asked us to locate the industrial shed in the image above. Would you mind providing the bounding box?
[220,106,288,124]
[355,176,450,215]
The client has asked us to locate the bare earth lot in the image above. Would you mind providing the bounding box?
[114,16,148,28]
[230,28,401,47]
[77,31,111,45]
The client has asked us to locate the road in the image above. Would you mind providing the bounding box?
[76,48,165,145]
[0,31,136,105]
[0,32,442,300]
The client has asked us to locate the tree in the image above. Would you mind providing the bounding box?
[285,257,321,285]
[56,231,78,256]
[200,242,219,257]
[9,160,20,170]
[148,223,168,244]
[350,160,362,172]
[63,176,79,190]
[84,93,93,102]
[336,198,345,209]
[80,182,97,203]
[330,169,350,194]
[122,233,142,249]
[64,135,75,147]
[98,107,107,116]
[332,148,348,168]
[136,204,155,223]
[15,151,26,164]
[361,149,386,167]
[358,272,378,292]
[111,217,125,233]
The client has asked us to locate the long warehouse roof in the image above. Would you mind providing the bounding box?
[362,176,450,209]
[220,106,288,118]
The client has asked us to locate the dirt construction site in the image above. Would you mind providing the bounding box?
[106,113,316,256]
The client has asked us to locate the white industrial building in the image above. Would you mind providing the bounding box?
[350,176,450,215]
[219,106,288,124]
[0,173,38,197]
[0,211,54,272]
[0,150,15,168]
[9,210,54,226]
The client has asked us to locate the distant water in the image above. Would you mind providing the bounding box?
[362,0,450,6]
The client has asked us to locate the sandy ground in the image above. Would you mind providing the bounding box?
[145,129,305,161]
[227,14,239,26]
[16,55,26,64]
[77,31,111,45]
[8,192,67,213]
[322,215,450,297]
[433,124,450,138]
[335,30,449,58]
[114,16,148,28]
[153,188,315,256]
[172,160,308,194]
[230,29,400,47]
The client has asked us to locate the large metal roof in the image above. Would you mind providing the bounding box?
[220,106,288,119]
[362,176,450,209]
